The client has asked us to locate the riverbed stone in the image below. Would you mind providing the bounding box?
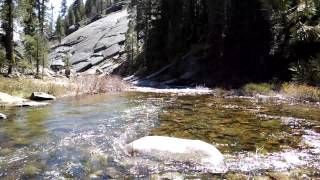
[30,92,56,101]
[0,113,7,120]
[0,92,49,107]
[126,136,225,171]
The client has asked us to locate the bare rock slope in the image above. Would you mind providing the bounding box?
[49,9,130,74]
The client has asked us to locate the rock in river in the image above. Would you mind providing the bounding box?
[0,92,49,107]
[0,113,7,120]
[126,136,225,171]
[30,92,56,101]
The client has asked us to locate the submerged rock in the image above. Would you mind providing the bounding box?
[30,92,56,101]
[126,136,225,170]
[0,113,7,120]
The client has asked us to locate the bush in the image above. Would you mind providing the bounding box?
[281,83,320,102]
[290,54,320,86]
[242,83,274,95]
[75,75,129,94]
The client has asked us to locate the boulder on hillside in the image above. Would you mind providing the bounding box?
[66,23,80,35]
[106,4,123,14]
[30,92,56,101]
[90,14,103,24]
[0,113,7,120]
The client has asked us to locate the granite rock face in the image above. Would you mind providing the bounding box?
[49,9,130,74]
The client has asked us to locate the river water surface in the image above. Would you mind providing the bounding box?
[0,89,320,179]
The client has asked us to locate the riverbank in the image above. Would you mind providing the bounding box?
[130,81,320,106]
[0,75,129,108]
[240,83,320,103]
[1,75,319,106]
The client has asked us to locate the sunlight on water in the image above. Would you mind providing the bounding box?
[0,92,319,179]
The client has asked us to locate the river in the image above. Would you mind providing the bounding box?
[0,89,319,179]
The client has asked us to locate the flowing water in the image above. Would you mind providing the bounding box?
[0,89,319,179]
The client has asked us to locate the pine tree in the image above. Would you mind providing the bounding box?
[73,0,85,22]
[2,0,15,75]
[56,15,64,42]
[68,6,75,25]
[60,0,67,17]
[85,0,92,17]
[34,0,48,77]
[74,8,81,23]
[22,0,37,36]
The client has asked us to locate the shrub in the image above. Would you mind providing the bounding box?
[242,83,274,95]
[75,75,129,95]
[290,54,320,86]
[281,83,320,102]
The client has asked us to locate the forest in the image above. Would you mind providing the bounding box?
[0,0,319,87]
[123,0,320,87]
[0,0,320,179]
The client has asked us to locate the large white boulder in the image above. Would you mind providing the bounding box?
[0,113,7,120]
[126,136,225,169]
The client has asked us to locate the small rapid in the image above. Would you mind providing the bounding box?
[0,90,319,179]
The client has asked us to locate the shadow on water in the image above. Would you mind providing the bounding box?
[0,92,319,179]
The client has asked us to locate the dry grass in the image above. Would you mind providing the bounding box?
[75,75,129,95]
[0,76,77,98]
[0,75,129,99]
[281,83,320,102]
[241,82,320,102]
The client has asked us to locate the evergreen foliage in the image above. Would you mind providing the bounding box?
[130,0,320,86]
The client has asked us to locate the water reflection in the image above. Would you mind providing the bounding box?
[0,107,50,148]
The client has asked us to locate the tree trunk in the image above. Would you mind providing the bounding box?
[207,0,227,67]
[4,0,14,75]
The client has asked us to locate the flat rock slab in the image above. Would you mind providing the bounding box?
[126,136,226,172]
[49,9,130,74]
[90,56,105,66]
[102,44,121,58]
[0,113,7,120]
[0,92,49,107]
[30,92,56,101]
[70,52,91,65]
[74,62,93,72]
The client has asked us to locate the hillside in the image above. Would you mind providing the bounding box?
[49,9,129,74]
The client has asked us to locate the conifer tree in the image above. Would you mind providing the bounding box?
[56,15,64,42]
[68,6,75,25]
[2,0,15,75]
[60,0,67,17]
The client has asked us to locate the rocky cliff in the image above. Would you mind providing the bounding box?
[49,9,130,75]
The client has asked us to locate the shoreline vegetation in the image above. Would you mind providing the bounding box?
[0,75,129,103]
[0,75,319,106]
[241,83,320,103]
